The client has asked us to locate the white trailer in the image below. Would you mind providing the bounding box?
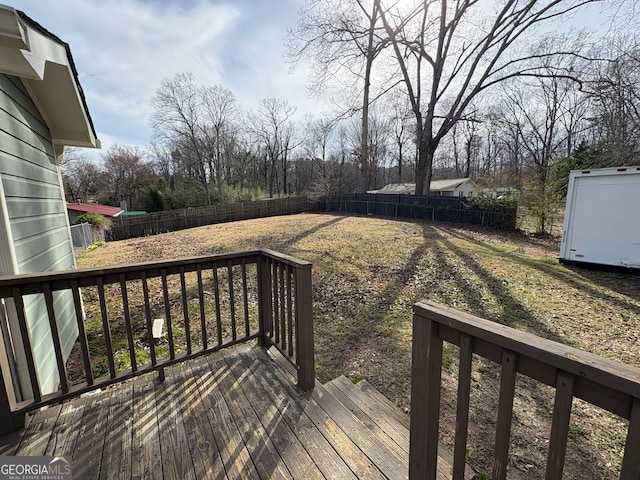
[559,166,640,271]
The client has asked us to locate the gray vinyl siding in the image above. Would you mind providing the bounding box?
[0,73,77,395]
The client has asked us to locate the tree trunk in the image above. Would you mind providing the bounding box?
[398,143,403,183]
[203,181,211,206]
[415,136,431,196]
[360,3,378,193]
[216,143,223,204]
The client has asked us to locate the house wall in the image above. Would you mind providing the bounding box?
[454,182,477,197]
[0,73,78,397]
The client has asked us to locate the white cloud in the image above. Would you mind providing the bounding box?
[8,0,330,157]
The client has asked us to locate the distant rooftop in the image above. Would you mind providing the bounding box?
[368,178,474,194]
[120,210,147,216]
[66,202,123,217]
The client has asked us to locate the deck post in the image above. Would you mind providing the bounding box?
[295,264,314,391]
[0,320,23,435]
[409,309,443,480]
[256,255,272,347]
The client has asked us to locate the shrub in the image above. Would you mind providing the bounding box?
[464,197,518,230]
[75,212,111,230]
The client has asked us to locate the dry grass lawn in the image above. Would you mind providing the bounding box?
[77,213,640,479]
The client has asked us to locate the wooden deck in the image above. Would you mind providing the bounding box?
[0,342,470,479]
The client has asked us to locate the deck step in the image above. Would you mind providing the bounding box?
[325,376,475,480]
[324,376,409,452]
[238,345,385,479]
[266,347,475,480]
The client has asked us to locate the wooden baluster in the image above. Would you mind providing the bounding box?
[241,258,250,338]
[180,267,191,355]
[11,287,41,401]
[256,255,272,347]
[70,280,93,386]
[141,272,156,366]
[0,298,21,435]
[227,260,237,342]
[279,263,286,351]
[545,371,575,480]
[119,274,137,372]
[453,334,473,480]
[409,312,442,480]
[96,277,116,379]
[197,264,207,350]
[272,260,279,344]
[620,398,640,480]
[286,264,293,358]
[212,266,222,346]
[267,258,274,339]
[161,269,175,360]
[492,350,518,480]
[42,283,69,394]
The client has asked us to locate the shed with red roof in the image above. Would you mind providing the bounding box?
[66,202,123,224]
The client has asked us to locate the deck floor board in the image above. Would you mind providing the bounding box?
[214,348,293,480]
[0,342,468,479]
[232,345,359,480]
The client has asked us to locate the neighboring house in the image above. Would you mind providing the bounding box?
[67,202,123,243]
[368,178,478,197]
[0,5,99,399]
[480,186,520,199]
[66,202,123,224]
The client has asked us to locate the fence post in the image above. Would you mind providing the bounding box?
[409,308,443,480]
[295,264,314,391]
[256,255,272,347]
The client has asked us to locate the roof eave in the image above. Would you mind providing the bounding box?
[0,5,99,154]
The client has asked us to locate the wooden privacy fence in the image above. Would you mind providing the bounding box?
[0,249,314,435]
[107,196,310,241]
[410,301,640,480]
[314,194,517,230]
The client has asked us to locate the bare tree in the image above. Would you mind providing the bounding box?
[61,148,101,203]
[349,111,391,190]
[386,89,413,183]
[248,98,298,198]
[496,38,590,233]
[201,85,238,202]
[302,116,337,190]
[103,144,151,210]
[151,73,213,205]
[288,0,393,193]
[375,0,602,196]
[588,37,640,165]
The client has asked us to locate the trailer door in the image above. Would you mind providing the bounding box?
[565,173,640,268]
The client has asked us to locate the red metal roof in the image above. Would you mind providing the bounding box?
[66,203,123,217]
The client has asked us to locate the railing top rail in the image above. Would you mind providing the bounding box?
[0,250,257,284]
[262,249,312,269]
[0,249,311,296]
[414,301,640,408]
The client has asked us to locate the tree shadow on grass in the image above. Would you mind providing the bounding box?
[426,225,568,345]
[442,227,640,316]
[425,225,621,479]
[312,225,432,387]
[280,214,348,249]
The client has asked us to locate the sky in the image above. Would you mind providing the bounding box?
[8,0,630,163]
[9,0,317,160]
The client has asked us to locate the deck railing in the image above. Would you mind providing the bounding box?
[0,249,314,435]
[410,301,640,480]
